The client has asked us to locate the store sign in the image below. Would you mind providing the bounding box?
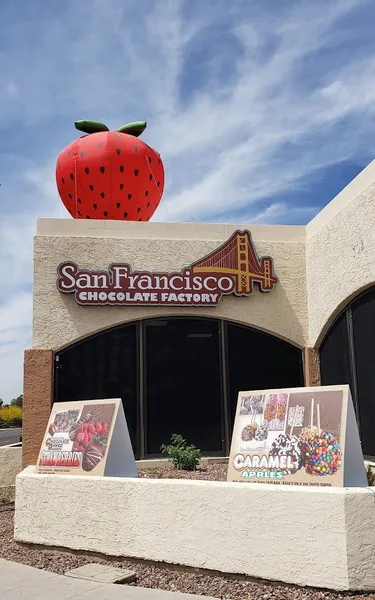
[56,230,277,307]
[227,385,367,488]
[37,398,137,477]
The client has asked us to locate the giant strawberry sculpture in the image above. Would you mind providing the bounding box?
[56,120,164,221]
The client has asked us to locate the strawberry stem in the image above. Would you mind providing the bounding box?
[116,121,147,137]
[75,120,109,134]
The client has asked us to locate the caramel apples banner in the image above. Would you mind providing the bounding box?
[228,385,367,488]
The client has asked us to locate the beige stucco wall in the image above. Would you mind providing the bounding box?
[32,157,375,351]
[307,159,375,346]
[33,220,308,349]
[14,466,375,591]
[0,446,22,487]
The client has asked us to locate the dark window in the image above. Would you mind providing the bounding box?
[55,317,304,459]
[55,324,138,457]
[352,290,375,457]
[320,287,375,457]
[226,323,304,430]
[144,319,223,455]
[320,313,352,391]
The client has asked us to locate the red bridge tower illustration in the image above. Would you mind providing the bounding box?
[191,230,277,295]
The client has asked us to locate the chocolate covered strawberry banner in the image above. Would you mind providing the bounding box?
[37,399,137,478]
[227,385,367,488]
[56,230,277,307]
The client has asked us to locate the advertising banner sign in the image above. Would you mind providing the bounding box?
[228,385,366,487]
[37,398,137,477]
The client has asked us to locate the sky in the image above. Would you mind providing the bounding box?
[1,0,375,401]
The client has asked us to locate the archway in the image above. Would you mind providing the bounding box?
[320,287,375,457]
[54,317,304,459]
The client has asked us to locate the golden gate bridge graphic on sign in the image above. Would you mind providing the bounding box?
[191,230,278,296]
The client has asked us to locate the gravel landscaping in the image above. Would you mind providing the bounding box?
[2,464,375,599]
[138,462,228,481]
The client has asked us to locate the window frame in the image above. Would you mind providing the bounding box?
[54,316,304,459]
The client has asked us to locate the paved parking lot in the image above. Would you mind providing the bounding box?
[0,428,22,447]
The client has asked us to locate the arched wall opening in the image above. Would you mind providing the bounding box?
[54,316,304,459]
[320,286,375,458]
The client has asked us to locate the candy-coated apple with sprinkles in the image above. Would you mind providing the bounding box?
[302,431,342,476]
[241,423,258,441]
[56,120,164,221]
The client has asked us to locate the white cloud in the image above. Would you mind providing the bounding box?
[4,82,18,98]
[0,293,32,401]
[0,164,69,401]
[1,0,375,398]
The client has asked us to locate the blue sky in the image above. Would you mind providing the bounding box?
[1,0,375,400]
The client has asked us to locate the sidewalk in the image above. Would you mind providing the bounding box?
[0,558,218,600]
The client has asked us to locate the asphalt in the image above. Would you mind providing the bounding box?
[0,559,217,600]
[0,428,22,447]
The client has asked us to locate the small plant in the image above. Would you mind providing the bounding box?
[366,465,375,486]
[161,434,201,471]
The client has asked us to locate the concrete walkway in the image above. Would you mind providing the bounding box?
[0,558,217,600]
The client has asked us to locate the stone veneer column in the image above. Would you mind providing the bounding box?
[23,349,54,468]
[303,347,321,387]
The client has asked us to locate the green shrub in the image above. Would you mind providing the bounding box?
[0,405,22,426]
[7,416,22,427]
[161,434,201,471]
[366,465,375,486]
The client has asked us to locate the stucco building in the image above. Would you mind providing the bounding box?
[23,159,375,465]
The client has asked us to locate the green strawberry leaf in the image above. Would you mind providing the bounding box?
[92,434,108,446]
[116,121,147,137]
[74,120,109,134]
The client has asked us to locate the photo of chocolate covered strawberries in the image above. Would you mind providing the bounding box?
[69,404,115,472]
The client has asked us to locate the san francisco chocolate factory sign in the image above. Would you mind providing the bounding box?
[57,230,278,307]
